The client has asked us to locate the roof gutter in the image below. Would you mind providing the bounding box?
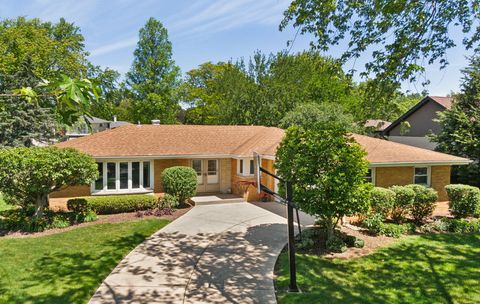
[369,160,472,167]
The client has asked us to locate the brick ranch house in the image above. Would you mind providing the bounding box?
[52,124,470,202]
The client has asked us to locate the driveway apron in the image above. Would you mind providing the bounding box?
[89,201,288,304]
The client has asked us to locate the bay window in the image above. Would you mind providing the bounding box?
[93,160,153,193]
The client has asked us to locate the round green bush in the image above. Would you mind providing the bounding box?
[406,184,438,224]
[370,187,395,218]
[445,184,480,218]
[326,236,347,253]
[161,166,197,204]
[390,185,415,223]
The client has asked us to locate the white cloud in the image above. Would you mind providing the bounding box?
[89,37,138,57]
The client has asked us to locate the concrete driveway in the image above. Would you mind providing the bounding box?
[89,201,288,304]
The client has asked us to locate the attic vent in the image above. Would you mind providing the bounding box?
[151,119,160,125]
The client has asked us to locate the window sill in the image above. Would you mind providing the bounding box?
[91,189,153,196]
[237,173,254,177]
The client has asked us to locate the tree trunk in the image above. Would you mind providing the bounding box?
[325,219,335,241]
[33,193,47,219]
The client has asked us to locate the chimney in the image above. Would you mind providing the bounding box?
[151,119,160,125]
[113,115,117,122]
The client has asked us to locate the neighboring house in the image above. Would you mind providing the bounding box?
[365,119,391,136]
[382,96,454,150]
[53,124,470,202]
[65,116,131,140]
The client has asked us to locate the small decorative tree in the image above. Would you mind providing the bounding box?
[0,147,97,218]
[161,166,197,205]
[276,123,372,241]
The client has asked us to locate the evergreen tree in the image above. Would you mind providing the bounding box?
[432,56,480,185]
[0,97,59,147]
[126,17,180,124]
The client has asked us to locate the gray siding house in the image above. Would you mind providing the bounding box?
[382,96,453,150]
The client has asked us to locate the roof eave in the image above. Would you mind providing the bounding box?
[369,160,472,167]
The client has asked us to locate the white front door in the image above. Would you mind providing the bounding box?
[192,159,220,193]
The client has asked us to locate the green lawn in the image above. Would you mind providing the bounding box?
[276,233,480,304]
[0,219,169,304]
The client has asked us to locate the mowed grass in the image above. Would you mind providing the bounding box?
[0,219,169,304]
[276,233,480,304]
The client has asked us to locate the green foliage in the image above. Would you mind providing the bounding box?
[126,17,180,123]
[362,213,384,234]
[0,97,59,147]
[446,218,480,233]
[68,195,157,215]
[445,184,480,218]
[342,235,365,248]
[158,193,179,208]
[161,166,197,204]
[0,17,88,92]
[326,236,347,253]
[183,51,358,126]
[405,184,438,224]
[279,102,361,132]
[0,147,97,218]
[432,56,480,185]
[370,187,395,218]
[390,185,415,223]
[275,123,372,241]
[281,0,480,84]
[379,223,411,238]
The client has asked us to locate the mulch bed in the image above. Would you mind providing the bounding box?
[0,203,194,239]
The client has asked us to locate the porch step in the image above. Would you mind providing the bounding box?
[192,195,245,206]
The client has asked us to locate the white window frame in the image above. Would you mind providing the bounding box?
[237,158,254,177]
[365,167,376,185]
[413,166,431,186]
[91,160,154,195]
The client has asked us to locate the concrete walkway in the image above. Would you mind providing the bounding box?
[89,201,288,304]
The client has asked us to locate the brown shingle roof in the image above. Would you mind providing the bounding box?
[352,134,470,165]
[429,96,454,109]
[56,124,470,165]
[56,124,284,158]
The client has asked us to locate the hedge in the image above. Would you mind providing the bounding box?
[405,184,438,224]
[390,185,415,223]
[445,184,480,218]
[370,187,395,218]
[67,194,157,215]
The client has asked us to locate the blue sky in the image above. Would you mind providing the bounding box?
[2,0,473,95]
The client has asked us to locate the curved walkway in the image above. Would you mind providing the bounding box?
[89,201,288,304]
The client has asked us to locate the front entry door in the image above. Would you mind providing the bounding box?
[191,159,220,193]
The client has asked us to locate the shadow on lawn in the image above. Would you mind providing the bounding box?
[277,233,480,304]
[0,232,148,304]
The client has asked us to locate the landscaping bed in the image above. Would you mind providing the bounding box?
[0,218,169,304]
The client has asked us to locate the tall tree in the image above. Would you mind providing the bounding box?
[182,51,358,126]
[431,56,480,186]
[0,17,88,92]
[126,17,180,124]
[281,0,480,84]
[0,97,58,147]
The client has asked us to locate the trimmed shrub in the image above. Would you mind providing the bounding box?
[326,236,347,253]
[68,195,157,215]
[362,213,383,234]
[343,235,365,248]
[390,185,415,223]
[159,193,179,208]
[67,198,91,213]
[445,184,480,218]
[370,187,395,218]
[379,223,410,238]
[406,184,438,224]
[446,218,480,233]
[161,166,197,204]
